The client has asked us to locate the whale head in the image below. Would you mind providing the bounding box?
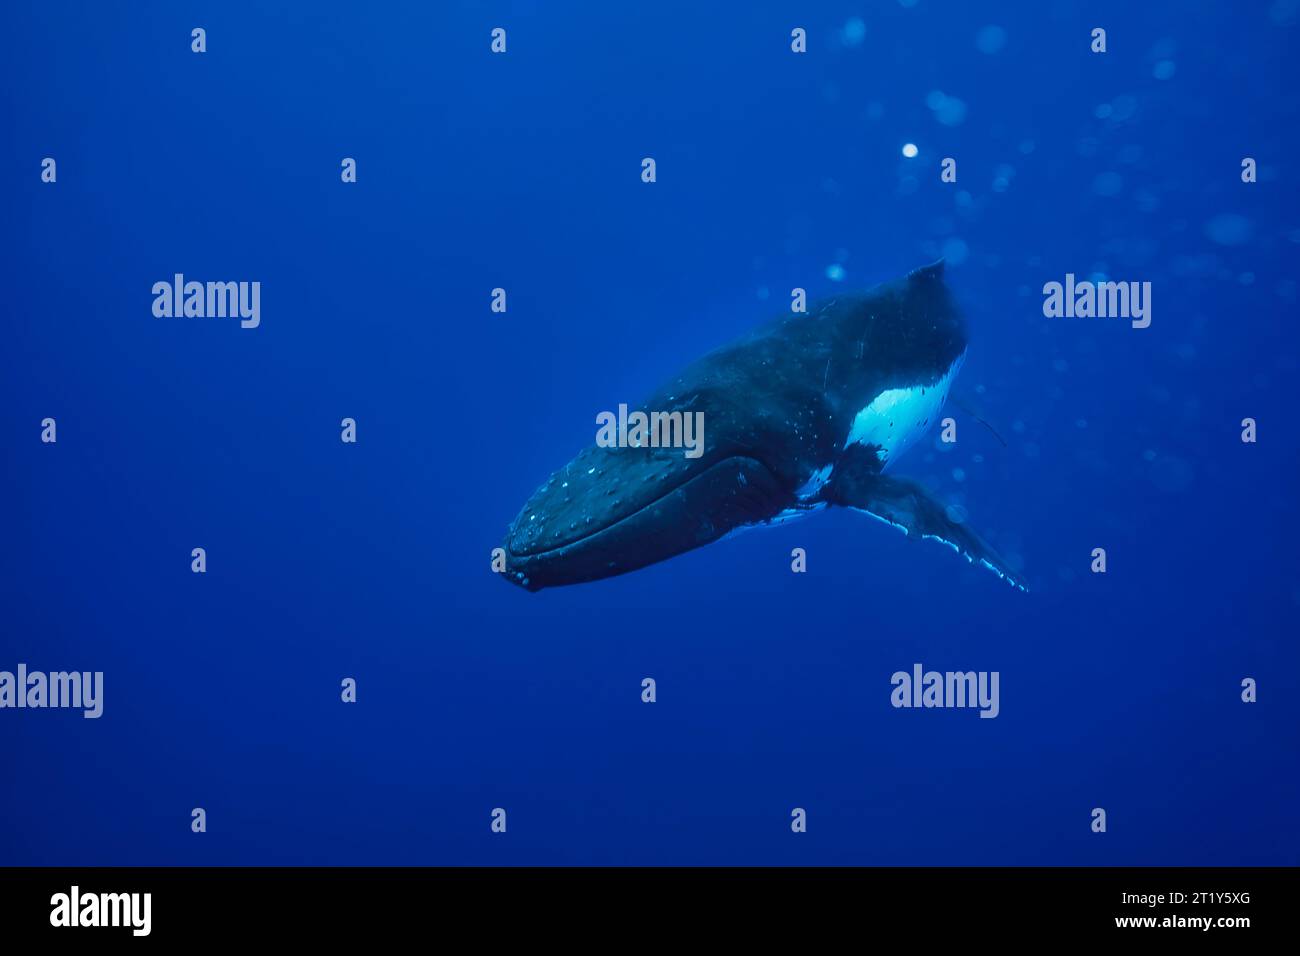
[500,440,789,591]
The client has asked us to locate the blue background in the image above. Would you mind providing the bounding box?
[3,0,1297,865]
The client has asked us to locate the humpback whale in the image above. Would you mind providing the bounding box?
[500,261,1026,592]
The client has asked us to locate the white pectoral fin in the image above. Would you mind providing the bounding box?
[825,455,1027,591]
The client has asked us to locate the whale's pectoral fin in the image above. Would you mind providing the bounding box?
[824,455,1027,591]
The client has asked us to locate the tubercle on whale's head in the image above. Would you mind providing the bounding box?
[501,564,537,591]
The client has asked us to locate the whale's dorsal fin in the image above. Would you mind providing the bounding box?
[822,447,1026,591]
[907,259,945,285]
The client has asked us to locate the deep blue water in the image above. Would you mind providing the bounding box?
[3,1,1297,865]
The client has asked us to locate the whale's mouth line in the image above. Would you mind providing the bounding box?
[506,453,772,562]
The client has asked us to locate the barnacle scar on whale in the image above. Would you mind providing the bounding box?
[499,261,1026,593]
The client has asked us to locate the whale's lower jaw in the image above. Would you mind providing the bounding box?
[502,455,790,591]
